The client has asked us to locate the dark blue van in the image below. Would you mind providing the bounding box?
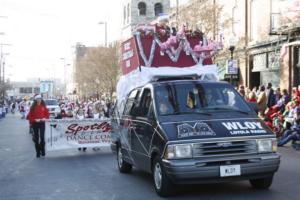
[111,78,280,197]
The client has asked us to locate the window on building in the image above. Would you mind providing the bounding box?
[34,87,40,94]
[138,2,147,16]
[232,5,240,37]
[154,3,163,16]
[123,6,126,25]
[19,87,33,94]
[250,0,259,41]
[127,3,130,23]
[270,0,283,33]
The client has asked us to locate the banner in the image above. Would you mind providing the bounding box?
[45,119,111,151]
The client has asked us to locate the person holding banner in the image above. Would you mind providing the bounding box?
[26,95,50,158]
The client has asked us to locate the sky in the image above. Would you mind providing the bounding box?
[0,0,123,82]
[0,0,187,82]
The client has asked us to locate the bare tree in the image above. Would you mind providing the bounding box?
[172,0,230,38]
[75,43,120,99]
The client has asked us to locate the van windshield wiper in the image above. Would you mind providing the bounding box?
[173,111,212,116]
[160,111,211,116]
[204,107,249,115]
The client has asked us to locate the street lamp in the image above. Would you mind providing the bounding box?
[228,36,237,59]
[98,21,107,47]
[60,58,71,98]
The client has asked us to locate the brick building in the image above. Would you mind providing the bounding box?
[170,0,300,92]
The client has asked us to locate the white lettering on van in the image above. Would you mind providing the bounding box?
[222,121,267,135]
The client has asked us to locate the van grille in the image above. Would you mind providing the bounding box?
[192,140,257,158]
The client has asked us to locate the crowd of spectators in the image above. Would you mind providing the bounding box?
[237,83,300,150]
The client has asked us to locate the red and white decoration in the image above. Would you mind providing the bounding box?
[121,24,223,75]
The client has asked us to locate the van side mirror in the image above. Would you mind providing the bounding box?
[248,102,258,114]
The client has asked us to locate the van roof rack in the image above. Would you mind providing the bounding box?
[150,74,199,82]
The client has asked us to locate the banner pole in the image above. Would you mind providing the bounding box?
[50,125,53,146]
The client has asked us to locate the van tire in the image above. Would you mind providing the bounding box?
[117,146,132,173]
[152,156,174,197]
[249,176,273,189]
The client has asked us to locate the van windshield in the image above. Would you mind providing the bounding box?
[154,82,251,116]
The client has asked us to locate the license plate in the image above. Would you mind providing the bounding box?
[220,165,241,177]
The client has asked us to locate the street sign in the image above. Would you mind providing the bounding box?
[40,81,54,97]
[224,74,239,80]
[226,59,238,74]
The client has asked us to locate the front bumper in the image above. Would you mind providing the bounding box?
[162,153,280,184]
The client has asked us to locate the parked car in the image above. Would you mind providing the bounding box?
[44,99,60,118]
[111,77,280,197]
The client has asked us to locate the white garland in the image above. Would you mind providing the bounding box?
[154,36,184,62]
[135,32,156,67]
[182,37,202,65]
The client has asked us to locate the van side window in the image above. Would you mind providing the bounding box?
[123,89,141,116]
[137,89,152,117]
[123,100,134,116]
[148,103,155,119]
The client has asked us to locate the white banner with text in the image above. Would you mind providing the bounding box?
[45,119,111,151]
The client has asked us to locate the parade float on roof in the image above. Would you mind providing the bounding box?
[117,14,224,102]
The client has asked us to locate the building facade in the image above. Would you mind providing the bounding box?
[246,0,300,93]
[122,0,170,39]
[171,0,300,92]
[7,80,40,99]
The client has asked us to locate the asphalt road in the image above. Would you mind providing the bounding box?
[0,113,300,200]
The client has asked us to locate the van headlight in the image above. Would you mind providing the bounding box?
[257,139,277,153]
[164,144,192,159]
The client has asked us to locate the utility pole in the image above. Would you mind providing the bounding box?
[0,16,8,100]
[176,0,179,29]
[98,21,108,47]
[0,44,10,99]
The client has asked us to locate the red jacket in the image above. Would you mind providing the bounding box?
[26,104,50,123]
[248,98,257,103]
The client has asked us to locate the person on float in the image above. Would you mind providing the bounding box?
[155,13,170,38]
[26,95,50,158]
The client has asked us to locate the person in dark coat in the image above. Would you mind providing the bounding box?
[266,83,276,108]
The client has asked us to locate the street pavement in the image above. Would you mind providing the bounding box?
[0,113,300,200]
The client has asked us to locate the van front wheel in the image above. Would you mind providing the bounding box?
[152,156,174,197]
[117,146,132,173]
[249,176,273,189]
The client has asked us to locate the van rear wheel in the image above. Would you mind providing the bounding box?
[117,146,132,173]
[152,156,174,197]
[249,176,273,189]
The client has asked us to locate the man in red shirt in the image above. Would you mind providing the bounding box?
[27,95,50,158]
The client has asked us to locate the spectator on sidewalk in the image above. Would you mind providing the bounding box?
[257,85,267,117]
[278,107,300,146]
[266,83,276,108]
[248,91,257,103]
[26,95,50,158]
[238,85,246,99]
